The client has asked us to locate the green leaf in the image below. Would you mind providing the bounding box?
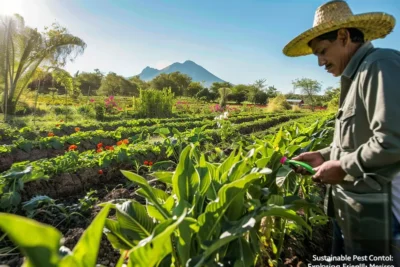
[0,213,62,267]
[66,203,111,266]
[171,145,200,205]
[154,127,170,136]
[116,201,155,241]
[104,219,135,250]
[149,161,175,172]
[121,170,170,219]
[189,212,257,267]
[151,171,173,184]
[197,172,263,242]
[127,210,187,267]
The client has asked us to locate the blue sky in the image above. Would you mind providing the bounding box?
[1,0,400,93]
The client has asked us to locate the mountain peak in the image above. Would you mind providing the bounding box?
[137,60,225,88]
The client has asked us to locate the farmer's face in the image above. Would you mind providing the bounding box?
[309,29,354,77]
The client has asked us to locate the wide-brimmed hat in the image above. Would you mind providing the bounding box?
[283,0,396,57]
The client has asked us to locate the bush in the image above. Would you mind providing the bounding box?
[77,105,95,118]
[227,92,246,104]
[267,94,291,112]
[95,104,105,121]
[134,88,174,118]
[53,106,76,116]
[254,91,268,105]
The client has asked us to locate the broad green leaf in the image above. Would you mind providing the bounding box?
[67,203,111,266]
[149,161,175,172]
[154,127,170,136]
[136,187,169,203]
[104,220,134,250]
[197,172,263,242]
[127,210,187,267]
[257,205,311,233]
[116,201,155,241]
[198,154,211,197]
[189,212,257,267]
[171,145,200,205]
[151,171,173,184]
[0,212,62,267]
[121,170,170,219]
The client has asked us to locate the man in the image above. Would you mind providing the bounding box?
[282,0,400,265]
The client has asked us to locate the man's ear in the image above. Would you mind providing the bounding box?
[337,28,350,46]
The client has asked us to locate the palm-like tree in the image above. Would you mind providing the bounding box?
[0,14,86,117]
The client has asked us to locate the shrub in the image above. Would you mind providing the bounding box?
[267,94,291,112]
[134,88,174,118]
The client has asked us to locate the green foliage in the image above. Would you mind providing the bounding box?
[292,78,322,111]
[0,14,86,115]
[254,91,268,105]
[134,88,174,118]
[0,203,111,267]
[151,72,192,96]
[195,88,218,102]
[267,94,291,112]
[218,87,231,109]
[98,72,138,96]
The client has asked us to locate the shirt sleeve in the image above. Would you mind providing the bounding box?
[340,57,400,178]
[318,146,331,161]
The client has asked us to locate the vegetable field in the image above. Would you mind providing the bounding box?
[0,109,335,267]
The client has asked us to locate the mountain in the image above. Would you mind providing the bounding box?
[137,60,225,88]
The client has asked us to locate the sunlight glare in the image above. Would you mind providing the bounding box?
[0,0,25,16]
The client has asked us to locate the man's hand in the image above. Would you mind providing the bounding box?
[312,160,347,184]
[292,151,325,175]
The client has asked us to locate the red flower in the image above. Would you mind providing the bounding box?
[144,160,149,166]
[98,170,103,175]
[122,139,129,144]
[117,141,123,146]
[96,148,103,153]
[48,132,55,137]
[97,143,103,149]
[68,145,77,151]
[149,161,153,166]
[75,127,80,132]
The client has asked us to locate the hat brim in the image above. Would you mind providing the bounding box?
[283,12,396,57]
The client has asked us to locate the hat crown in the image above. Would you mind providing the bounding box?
[313,0,353,27]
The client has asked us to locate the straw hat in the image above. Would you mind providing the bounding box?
[283,0,396,57]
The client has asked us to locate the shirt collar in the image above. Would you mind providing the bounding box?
[342,41,375,79]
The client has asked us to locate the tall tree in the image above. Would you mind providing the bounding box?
[292,78,322,111]
[98,72,138,96]
[0,14,86,116]
[253,78,267,92]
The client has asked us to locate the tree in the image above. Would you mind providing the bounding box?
[129,75,149,91]
[75,69,103,95]
[292,78,322,111]
[218,87,231,109]
[253,79,267,92]
[151,73,178,94]
[169,72,192,96]
[52,69,81,99]
[98,72,138,96]
[186,82,204,97]
[209,81,232,95]
[0,14,86,116]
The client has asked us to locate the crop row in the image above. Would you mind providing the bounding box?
[0,111,294,144]
[0,111,335,267]
[0,113,295,172]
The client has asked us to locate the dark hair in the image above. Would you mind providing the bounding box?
[307,28,365,47]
